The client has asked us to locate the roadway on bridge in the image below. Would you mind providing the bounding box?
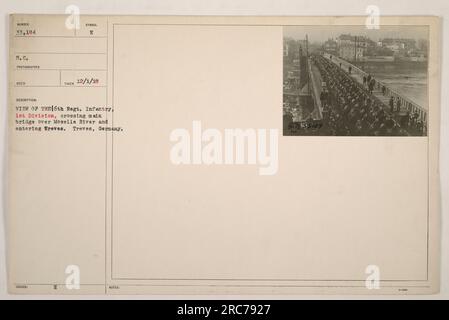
[317,53,426,136]
[322,53,394,110]
[309,60,325,120]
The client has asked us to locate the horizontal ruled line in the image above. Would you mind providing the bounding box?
[14,35,107,38]
[14,52,106,55]
[14,85,107,88]
[15,69,107,71]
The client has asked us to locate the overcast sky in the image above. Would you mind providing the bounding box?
[283,25,428,43]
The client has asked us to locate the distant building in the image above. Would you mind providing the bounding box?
[283,38,309,62]
[336,34,368,61]
[336,34,353,47]
[325,34,426,63]
[323,38,338,55]
[379,38,416,53]
[340,46,364,61]
[336,34,369,48]
[377,38,427,62]
[400,49,427,62]
[297,40,308,56]
[417,39,428,52]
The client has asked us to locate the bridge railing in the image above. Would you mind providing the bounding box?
[323,53,427,125]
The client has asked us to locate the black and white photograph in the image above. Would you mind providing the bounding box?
[283,26,429,136]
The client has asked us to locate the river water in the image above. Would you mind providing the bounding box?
[358,62,428,109]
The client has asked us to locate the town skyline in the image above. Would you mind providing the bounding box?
[283,25,428,43]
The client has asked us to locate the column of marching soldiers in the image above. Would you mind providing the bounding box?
[312,54,425,136]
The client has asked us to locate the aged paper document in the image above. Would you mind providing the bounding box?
[7,15,441,294]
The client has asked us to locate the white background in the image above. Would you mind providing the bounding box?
[0,0,447,299]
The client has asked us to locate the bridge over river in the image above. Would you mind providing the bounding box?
[299,52,427,136]
[321,53,427,125]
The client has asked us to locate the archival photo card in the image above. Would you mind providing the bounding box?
[283,26,429,136]
[7,15,440,295]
